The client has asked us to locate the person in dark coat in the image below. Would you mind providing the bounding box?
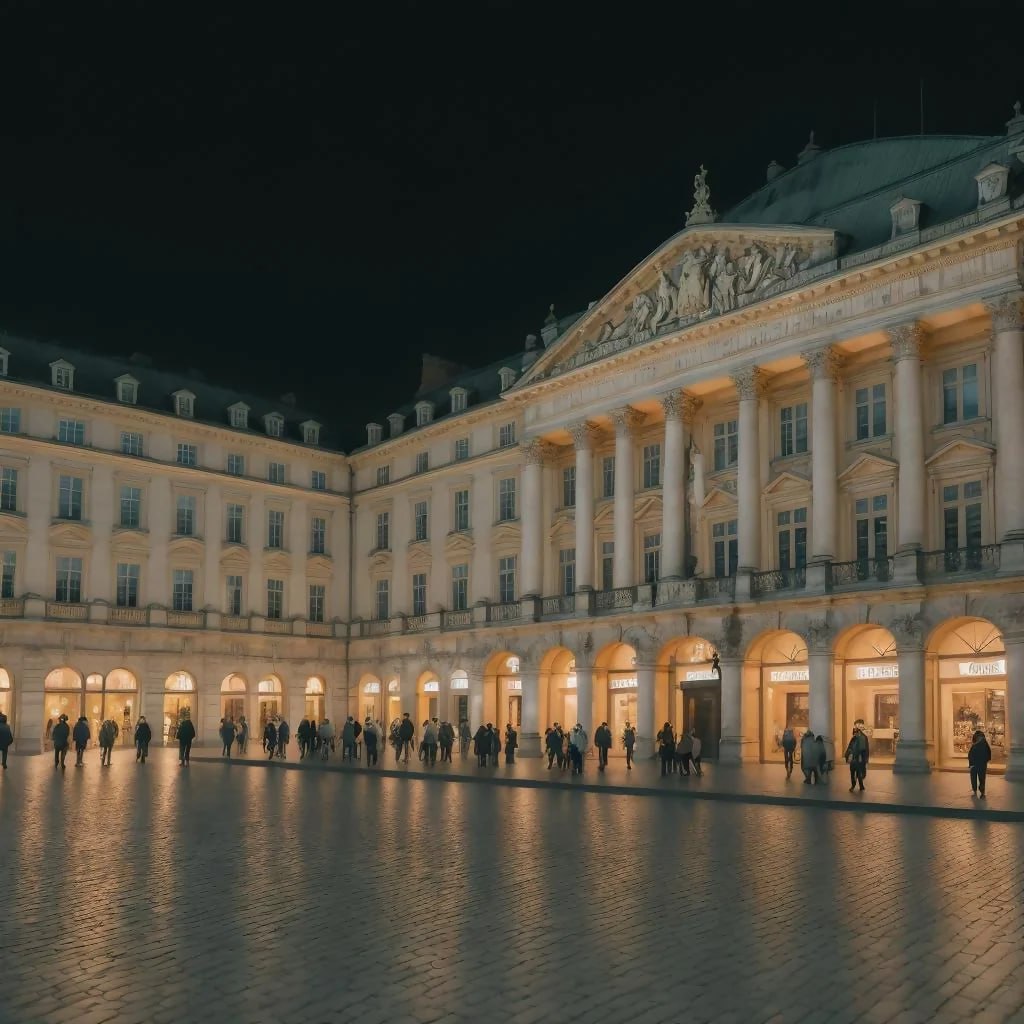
[473,724,490,767]
[341,717,357,761]
[98,719,118,766]
[134,716,152,763]
[263,719,278,760]
[438,720,454,762]
[545,724,563,769]
[276,718,290,759]
[51,714,70,768]
[0,712,13,769]
[623,722,636,770]
[398,714,415,763]
[236,716,249,754]
[657,723,676,777]
[781,727,797,779]
[296,718,311,759]
[594,722,612,770]
[353,718,363,760]
[177,715,196,765]
[489,725,502,766]
[504,723,518,764]
[676,730,694,776]
[801,728,819,784]
[72,716,91,767]
[844,726,870,792]
[968,729,992,798]
[219,718,235,757]
[364,717,379,766]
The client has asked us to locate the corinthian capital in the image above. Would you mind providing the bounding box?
[888,322,925,362]
[569,420,600,451]
[985,291,1024,334]
[801,345,842,381]
[520,439,553,466]
[681,391,703,426]
[731,365,766,401]
[610,405,645,436]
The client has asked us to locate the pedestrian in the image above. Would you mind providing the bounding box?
[0,712,13,769]
[52,714,70,769]
[276,718,290,759]
[657,722,675,777]
[99,719,118,766]
[690,730,703,776]
[342,717,356,761]
[800,727,818,784]
[622,721,636,770]
[264,718,278,760]
[72,715,91,767]
[814,734,828,782]
[423,719,439,765]
[219,717,236,757]
[418,720,430,762]
[569,723,588,774]
[459,719,471,757]
[439,720,454,762]
[297,717,311,759]
[237,716,249,754]
[318,717,334,758]
[968,729,991,798]
[490,724,502,766]
[398,713,415,763]
[473,723,490,767]
[781,726,797,779]
[353,717,363,760]
[545,724,561,769]
[844,725,870,792]
[594,721,611,770]
[676,729,694,776]
[364,717,379,765]
[503,722,516,764]
[134,716,152,763]
[177,714,196,765]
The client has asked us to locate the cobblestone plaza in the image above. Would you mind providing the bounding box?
[2,752,1023,1024]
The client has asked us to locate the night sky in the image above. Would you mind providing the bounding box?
[0,3,1021,447]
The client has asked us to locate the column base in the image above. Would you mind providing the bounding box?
[804,561,829,594]
[1004,745,1024,781]
[892,549,922,586]
[892,740,931,774]
[733,570,754,602]
[718,737,745,765]
[517,732,542,757]
[997,538,1024,575]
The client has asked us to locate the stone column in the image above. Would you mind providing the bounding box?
[205,481,224,611]
[288,498,306,619]
[718,656,744,764]
[892,616,930,774]
[732,367,765,574]
[570,422,597,591]
[636,661,656,759]
[681,394,702,577]
[520,440,546,598]
[87,463,114,601]
[1003,635,1024,781]
[145,475,172,606]
[803,347,840,563]
[891,324,927,552]
[660,392,686,579]
[249,491,265,615]
[25,454,52,597]
[575,664,594,735]
[611,407,643,588]
[988,294,1024,552]
[807,621,834,743]
[519,668,541,756]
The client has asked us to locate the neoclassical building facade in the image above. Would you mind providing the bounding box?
[5,112,1024,777]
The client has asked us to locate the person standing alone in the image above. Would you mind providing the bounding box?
[594,722,611,770]
[0,713,13,769]
[52,714,70,769]
[968,729,991,798]
[134,716,152,763]
[177,714,196,765]
[73,716,91,767]
[622,722,636,770]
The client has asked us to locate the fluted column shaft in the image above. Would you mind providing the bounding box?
[520,441,545,597]
[733,368,764,572]
[803,348,839,562]
[612,408,642,587]
[891,324,926,551]
[989,294,1024,540]
[571,423,596,590]
[893,622,930,774]
[660,393,686,579]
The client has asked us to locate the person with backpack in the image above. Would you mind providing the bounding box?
[594,722,612,770]
[968,729,992,798]
[844,725,870,792]
[72,716,91,767]
[622,722,636,770]
[781,726,797,779]
[99,719,118,766]
[134,716,152,763]
[398,713,415,763]
[51,714,70,769]
[0,712,13,769]
[177,714,196,765]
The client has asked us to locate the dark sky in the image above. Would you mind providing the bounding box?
[0,2,1021,446]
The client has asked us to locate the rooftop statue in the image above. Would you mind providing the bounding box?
[685,164,717,226]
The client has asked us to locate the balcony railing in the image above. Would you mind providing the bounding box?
[0,598,25,617]
[750,566,806,598]
[47,601,88,620]
[110,606,148,625]
[442,609,473,629]
[167,610,205,628]
[305,621,334,638]
[222,615,250,631]
[542,594,575,616]
[697,576,736,601]
[829,557,895,589]
[595,586,636,611]
[263,618,292,634]
[405,612,441,633]
[487,600,523,623]
[918,545,1000,580]
[360,618,392,637]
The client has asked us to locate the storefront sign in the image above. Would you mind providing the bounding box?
[450,678,469,690]
[683,668,718,682]
[853,665,899,680]
[959,659,1006,677]
[364,681,381,694]
[506,679,522,691]
[768,667,809,683]
[609,677,638,690]
[423,681,440,692]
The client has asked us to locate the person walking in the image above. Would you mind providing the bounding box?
[276,718,290,759]
[237,715,249,754]
[296,718,311,759]
[134,716,152,763]
[219,718,235,757]
[968,729,992,798]
[423,719,439,765]
[781,726,797,779]
[439,720,454,762]
[622,722,636,770]
[0,713,13,769]
[844,725,870,792]
[657,723,676,777]
[364,717,379,766]
[318,717,335,759]
[594,722,611,770]
[341,717,356,761]
[263,718,278,760]
[569,723,588,775]
[690,730,703,776]
[676,729,694,776]
[398,713,415,764]
[52,714,70,769]
[98,719,118,766]
[801,727,819,784]
[503,723,517,765]
[489,725,502,766]
[459,719,471,757]
[813,734,828,782]
[473,723,491,767]
[72,715,91,767]
[545,724,561,769]
[177,715,196,765]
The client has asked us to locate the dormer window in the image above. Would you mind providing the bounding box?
[387,412,404,438]
[366,422,383,445]
[228,402,250,429]
[173,390,196,418]
[50,359,75,391]
[115,374,139,405]
[301,419,321,445]
[499,367,516,392]
[0,348,9,377]
[450,387,468,413]
[415,401,434,427]
[263,411,284,438]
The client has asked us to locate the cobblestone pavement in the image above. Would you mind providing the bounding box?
[2,750,1024,1024]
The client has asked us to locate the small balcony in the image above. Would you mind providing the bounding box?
[542,594,575,617]
[595,586,636,611]
[109,606,148,625]
[0,598,25,618]
[46,601,88,620]
[167,610,205,628]
[487,600,523,623]
[828,557,895,589]
[442,609,473,629]
[917,545,1000,581]
[696,576,736,602]
[750,566,807,598]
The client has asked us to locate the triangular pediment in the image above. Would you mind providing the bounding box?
[701,486,738,512]
[763,470,810,496]
[408,541,432,571]
[635,494,663,521]
[926,439,995,470]
[838,453,899,487]
[548,510,575,541]
[518,223,838,385]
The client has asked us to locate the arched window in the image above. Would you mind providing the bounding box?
[45,667,83,690]
[364,680,381,694]
[423,680,440,693]
[387,679,399,693]
[450,670,469,691]
[105,669,138,691]
[258,675,282,694]
[165,671,196,692]
[221,674,247,694]
[305,677,325,695]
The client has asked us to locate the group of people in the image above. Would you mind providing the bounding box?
[216,715,250,758]
[544,723,591,774]
[45,713,164,767]
[656,723,705,777]
[468,722,519,766]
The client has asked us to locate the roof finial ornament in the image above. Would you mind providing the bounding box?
[544,303,557,325]
[798,130,822,163]
[685,164,716,226]
[1006,100,1024,138]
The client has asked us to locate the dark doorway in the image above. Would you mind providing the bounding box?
[683,688,720,760]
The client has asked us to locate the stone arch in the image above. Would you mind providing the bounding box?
[357,672,384,723]
[219,673,249,731]
[833,624,900,764]
[747,629,808,763]
[661,635,721,758]
[256,673,284,732]
[42,667,84,750]
[162,670,196,745]
[483,650,522,729]
[416,668,442,725]
[0,666,12,735]
[539,645,575,730]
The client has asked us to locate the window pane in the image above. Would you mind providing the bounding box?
[962,364,979,420]
[944,507,959,550]
[965,503,982,547]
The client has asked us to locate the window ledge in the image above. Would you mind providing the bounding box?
[0,508,26,519]
[931,416,990,437]
[846,433,893,452]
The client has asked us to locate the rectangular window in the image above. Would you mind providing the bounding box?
[499,422,516,448]
[375,578,390,620]
[415,452,429,474]
[376,511,390,550]
[942,363,979,424]
[226,504,244,544]
[779,403,808,458]
[562,466,576,508]
[267,509,284,549]
[120,431,144,456]
[55,556,83,603]
[713,520,738,578]
[311,470,327,491]
[559,547,576,596]
[226,575,243,616]
[227,454,245,476]
[643,444,662,488]
[498,556,517,603]
[310,516,326,555]
[0,408,21,433]
[176,495,196,536]
[119,485,141,529]
[452,563,469,610]
[1,550,15,599]
[412,572,428,616]
[57,475,83,520]
[118,381,137,404]
[943,481,983,552]
[268,462,286,484]
[414,500,429,541]
[454,437,470,461]
[601,541,614,591]
[713,420,739,471]
[602,456,616,498]
[643,532,661,583]
[855,384,887,440]
[776,507,808,571]
[308,583,325,623]
[54,365,73,389]
[376,465,390,485]
[115,562,139,608]
[0,467,17,512]
[498,478,516,521]
[58,419,85,445]
[454,489,470,532]
[176,443,198,466]
[855,494,888,578]
[172,569,193,611]
[266,578,284,619]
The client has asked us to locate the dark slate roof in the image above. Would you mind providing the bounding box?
[0,331,341,451]
[722,134,1013,253]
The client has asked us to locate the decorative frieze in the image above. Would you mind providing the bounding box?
[888,322,925,362]
[681,392,703,426]
[520,439,553,466]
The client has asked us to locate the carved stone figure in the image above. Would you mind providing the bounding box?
[674,249,712,318]
[686,165,716,226]
[651,270,678,332]
[710,249,740,313]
